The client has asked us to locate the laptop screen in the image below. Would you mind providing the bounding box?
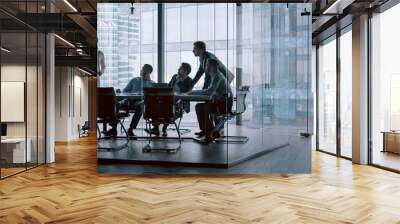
[1,123,7,137]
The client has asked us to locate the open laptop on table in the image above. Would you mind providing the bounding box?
[1,123,7,140]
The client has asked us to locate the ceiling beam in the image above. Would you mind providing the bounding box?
[67,13,97,46]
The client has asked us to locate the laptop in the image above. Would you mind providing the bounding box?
[144,87,174,95]
[153,83,169,88]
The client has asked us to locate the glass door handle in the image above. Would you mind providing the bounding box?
[300,132,312,138]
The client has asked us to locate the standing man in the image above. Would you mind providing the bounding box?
[188,59,233,143]
[192,41,234,89]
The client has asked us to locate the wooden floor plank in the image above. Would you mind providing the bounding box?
[0,136,400,223]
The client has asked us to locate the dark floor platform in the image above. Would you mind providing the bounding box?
[98,136,311,174]
[98,125,306,169]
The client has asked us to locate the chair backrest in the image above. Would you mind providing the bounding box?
[235,90,248,114]
[143,87,176,123]
[97,87,117,121]
[81,121,90,130]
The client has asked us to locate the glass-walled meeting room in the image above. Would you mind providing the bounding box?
[0,1,46,179]
[97,3,313,173]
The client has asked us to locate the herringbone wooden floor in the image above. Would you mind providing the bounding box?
[1,136,400,224]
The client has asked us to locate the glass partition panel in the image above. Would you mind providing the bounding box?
[37,30,46,165]
[27,29,39,169]
[1,30,28,177]
[317,36,337,154]
[0,1,46,179]
[97,3,312,173]
[227,3,312,173]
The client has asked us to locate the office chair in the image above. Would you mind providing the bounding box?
[97,87,129,150]
[213,88,250,144]
[143,87,183,153]
[118,99,139,133]
[78,121,90,138]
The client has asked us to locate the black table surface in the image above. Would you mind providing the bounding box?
[116,93,213,102]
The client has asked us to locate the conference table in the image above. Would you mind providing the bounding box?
[112,92,214,142]
[116,93,214,102]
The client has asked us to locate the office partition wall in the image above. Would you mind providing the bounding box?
[0,1,47,179]
[97,3,312,174]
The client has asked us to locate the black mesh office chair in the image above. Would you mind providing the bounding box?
[118,99,139,133]
[97,87,129,139]
[213,87,250,144]
[143,87,183,153]
[78,121,90,138]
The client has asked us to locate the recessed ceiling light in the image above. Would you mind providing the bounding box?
[54,34,75,48]
[78,67,93,76]
[63,0,78,12]
[1,47,11,53]
[323,0,343,14]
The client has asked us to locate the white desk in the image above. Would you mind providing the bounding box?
[1,138,31,163]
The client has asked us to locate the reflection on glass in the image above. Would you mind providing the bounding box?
[371,4,400,171]
[318,37,337,154]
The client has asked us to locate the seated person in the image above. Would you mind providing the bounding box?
[106,64,154,137]
[146,62,194,137]
[188,59,232,143]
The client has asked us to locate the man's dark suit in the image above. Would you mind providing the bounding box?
[192,51,234,89]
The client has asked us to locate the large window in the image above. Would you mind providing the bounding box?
[316,27,353,158]
[164,3,235,89]
[339,28,352,158]
[371,4,400,171]
[98,4,158,90]
[317,36,337,154]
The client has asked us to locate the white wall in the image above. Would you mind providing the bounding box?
[55,67,89,141]
[1,65,42,137]
[1,63,46,164]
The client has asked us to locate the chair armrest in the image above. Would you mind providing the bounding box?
[210,95,216,103]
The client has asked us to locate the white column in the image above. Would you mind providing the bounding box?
[45,0,56,163]
[46,33,55,163]
[352,14,369,164]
